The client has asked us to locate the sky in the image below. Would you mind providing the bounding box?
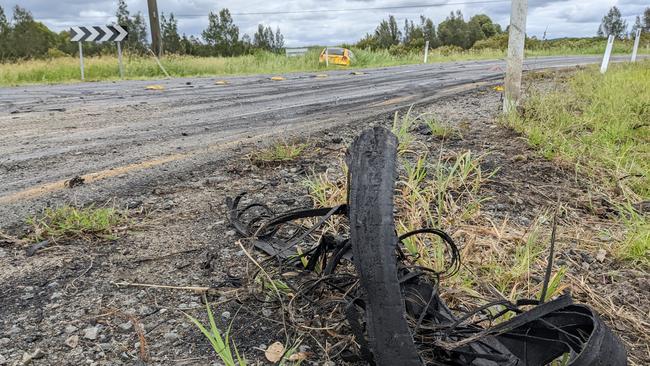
[0,0,647,46]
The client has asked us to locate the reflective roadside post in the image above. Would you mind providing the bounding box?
[600,35,614,74]
[631,29,641,63]
[424,40,429,63]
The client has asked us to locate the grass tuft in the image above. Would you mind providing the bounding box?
[185,297,246,366]
[27,205,127,243]
[424,117,460,139]
[248,141,306,166]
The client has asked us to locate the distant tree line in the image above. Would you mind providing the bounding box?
[355,11,503,53]
[0,1,284,61]
[0,2,648,62]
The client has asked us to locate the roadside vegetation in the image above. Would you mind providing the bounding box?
[1,2,648,86]
[505,61,649,265]
[248,140,306,167]
[302,109,568,308]
[26,204,128,243]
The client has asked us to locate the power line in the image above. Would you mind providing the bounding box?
[34,0,509,20]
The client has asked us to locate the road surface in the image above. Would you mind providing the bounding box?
[0,55,631,228]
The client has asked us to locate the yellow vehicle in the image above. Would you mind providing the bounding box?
[319,47,355,66]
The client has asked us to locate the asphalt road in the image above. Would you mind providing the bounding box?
[0,55,631,228]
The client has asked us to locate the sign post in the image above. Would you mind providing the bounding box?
[325,47,329,67]
[600,35,614,74]
[117,41,124,78]
[70,25,128,80]
[424,40,429,63]
[631,29,641,63]
[78,42,85,80]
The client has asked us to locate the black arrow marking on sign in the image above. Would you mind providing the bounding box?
[80,27,91,41]
[94,26,105,42]
[107,26,117,42]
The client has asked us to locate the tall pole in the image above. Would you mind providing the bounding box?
[78,42,85,81]
[631,29,641,62]
[147,0,163,56]
[503,0,528,113]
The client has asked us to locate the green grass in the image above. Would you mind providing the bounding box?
[248,140,306,166]
[185,298,246,366]
[27,205,127,242]
[424,117,459,139]
[505,62,650,264]
[1,44,646,86]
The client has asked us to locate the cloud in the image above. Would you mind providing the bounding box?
[0,0,645,45]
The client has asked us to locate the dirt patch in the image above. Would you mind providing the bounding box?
[1,81,647,365]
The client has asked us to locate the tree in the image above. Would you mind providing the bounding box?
[421,16,439,48]
[374,15,401,48]
[0,6,10,60]
[438,11,470,48]
[115,0,148,54]
[598,6,627,39]
[274,27,284,53]
[631,15,642,36]
[253,24,284,53]
[202,9,240,56]
[10,6,58,59]
[643,7,650,32]
[161,12,181,54]
[466,14,501,48]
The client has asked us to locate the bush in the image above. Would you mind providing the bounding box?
[47,47,68,58]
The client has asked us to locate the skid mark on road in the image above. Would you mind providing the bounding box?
[0,153,189,204]
[0,77,506,205]
[372,95,416,107]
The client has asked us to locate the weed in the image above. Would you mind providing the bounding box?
[185,298,246,366]
[616,203,649,266]
[424,117,459,139]
[391,107,418,153]
[27,205,127,242]
[303,164,347,208]
[249,141,306,166]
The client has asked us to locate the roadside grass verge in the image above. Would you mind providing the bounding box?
[26,204,128,243]
[301,113,570,309]
[248,140,306,167]
[504,61,650,265]
[1,44,646,86]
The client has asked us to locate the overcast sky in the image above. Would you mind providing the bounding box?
[1,1,647,46]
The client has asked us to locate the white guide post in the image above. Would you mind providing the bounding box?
[325,47,329,67]
[424,40,429,63]
[78,42,85,81]
[503,0,528,113]
[631,29,641,63]
[600,35,614,74]
[117,41,124,78]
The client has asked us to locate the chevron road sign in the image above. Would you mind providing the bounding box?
[70,25,128,81]
[70,25,128,42]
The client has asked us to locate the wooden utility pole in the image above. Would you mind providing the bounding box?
[503,0,528,113]
[147,0,163,56]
